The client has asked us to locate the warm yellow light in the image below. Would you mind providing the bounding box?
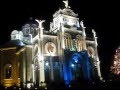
[3,79,14,87]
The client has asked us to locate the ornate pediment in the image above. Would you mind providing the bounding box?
[53,8,78,18]
[62,8,78,17]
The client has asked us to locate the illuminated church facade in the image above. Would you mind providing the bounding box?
[0,0,102,87]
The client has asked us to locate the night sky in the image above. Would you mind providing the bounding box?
[0,0,119,78]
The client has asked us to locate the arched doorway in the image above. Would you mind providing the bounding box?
[70,53,83,80]
[4,64,12,79]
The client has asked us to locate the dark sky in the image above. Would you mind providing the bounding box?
[0,0,119,78]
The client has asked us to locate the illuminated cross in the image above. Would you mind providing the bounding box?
[63,0,70,8]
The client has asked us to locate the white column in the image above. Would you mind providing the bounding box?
[39,58,45,83]
[32,64,35,83]
[35,19,46,86]
[94,37,102,80]
[50,55,54,81]
[60,23,65,49]
[80,20,87,50]
[92,29,102,80]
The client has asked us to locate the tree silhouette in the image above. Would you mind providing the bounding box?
[111,47,120,75]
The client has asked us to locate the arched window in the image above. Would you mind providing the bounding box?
[4,64,12,79]
[64,33,72,49]
[76,35,84,51]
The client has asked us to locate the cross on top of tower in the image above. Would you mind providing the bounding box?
[63,0,70,8]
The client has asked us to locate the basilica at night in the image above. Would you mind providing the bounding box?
[0,0,102,88]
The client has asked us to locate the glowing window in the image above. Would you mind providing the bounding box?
[4,64,12,79]
[64,33,72,49]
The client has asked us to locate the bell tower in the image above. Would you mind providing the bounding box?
[50,0,80,33]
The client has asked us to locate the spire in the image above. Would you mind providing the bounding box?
[80,21,86,38]
[63,0,70,8]
[92,29,98,46]
[80,20,86,28]
[92,29,96,38]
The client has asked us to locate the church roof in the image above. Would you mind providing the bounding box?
[2,40,25,47]
[0,40,25,53]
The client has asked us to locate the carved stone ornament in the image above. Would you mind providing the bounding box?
[53,8,78,18]
[45,42,56,54]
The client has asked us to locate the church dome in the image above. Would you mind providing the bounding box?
[24,17,39,26]
[22,17,38,37]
